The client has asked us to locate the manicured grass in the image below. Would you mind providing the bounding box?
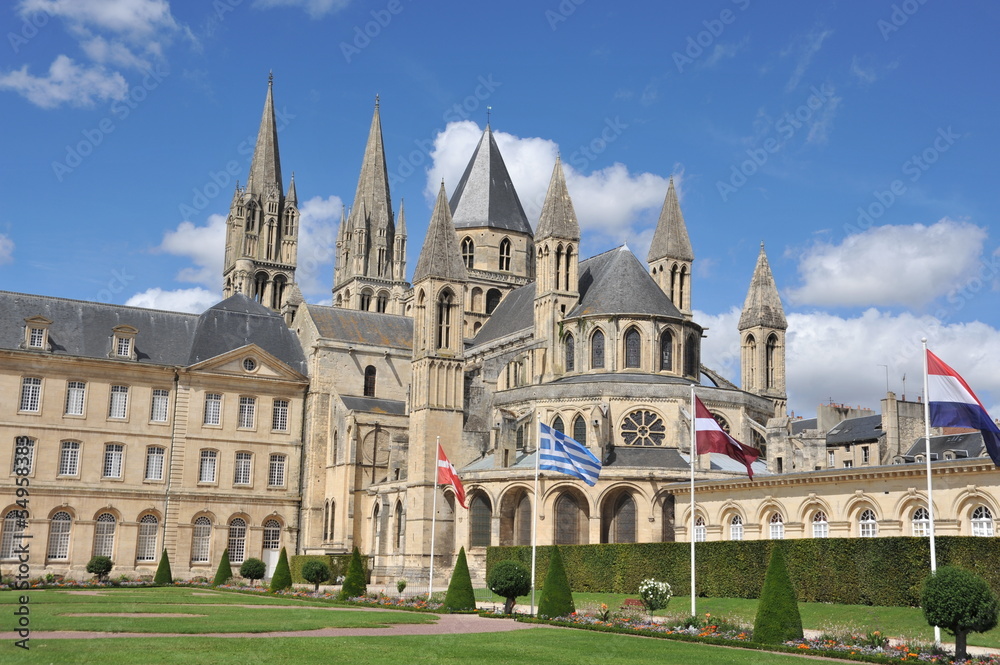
[13,629,811,665]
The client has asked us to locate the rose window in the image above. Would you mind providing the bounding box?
[620,410,666,446]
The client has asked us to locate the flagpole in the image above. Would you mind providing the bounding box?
[921,339,942,645]
[690,384,697,618]
[428,436,439,599]
[530,415,540,617]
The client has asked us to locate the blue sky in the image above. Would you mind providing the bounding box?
[1,0,999,418]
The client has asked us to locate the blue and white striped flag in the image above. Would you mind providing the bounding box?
[539,422,601,486]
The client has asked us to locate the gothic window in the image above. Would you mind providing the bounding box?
[743,334,757,386]
[364,365,376,398]
[591,330,605,369]
[469,494,491,548]
[812,511,829,538]
[624,328,641,368]
[376,291,389,313]
[552,416,565,435]
[972,506,994,537]
[730,514,744,541]
[486,289,502,315]
[564,245,574,291]
[859,509,878,538]
[679,265,688,307]
[327,501,336,542]
[661,495,675,541]
[684,334,698,377]
[620,409,666,446]
[765,334,778,388]
[271,275,286,310]
[554,244,563,289]
[470,287,483,313]
[564,334,575,372]
[554,492,581,545]
[912,507,930,536]
[713,413,731,434]
[769,512,784,540]
[394,502,404,551]
[253,272,267,303]
[499,238,512,271]
[461,237,474,269]
[572,415,587,446]
[376,247,387,277]
[602,492,636,544]
[437,290,454,350]
[669,264,678,304]
[283,212,295,236]
[360,289,373,311]
[514,494,531,546]
[659,330,673,371]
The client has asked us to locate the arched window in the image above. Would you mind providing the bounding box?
[228,518,247,563]
[94,513,116,558]
[394,502,404,551]
[263,519,281,551]
[515,426,524,450]
[514,494,531,546]
[552,416,565,434]
[191,516,212,563]
[271,275,286,310]
[437,290,454,350]
[360,289,373,311]
[769,512,784,540]
[591,330,605,369]
[376,291,389,313]
[136,514,158,562]
[461,237,475,269]
[555,493,581,545]
[912,507,930,536]
[743,334,757,386]
[564,334,575,372]
[812,511,829,538]
[554,244,564,288]
[470,495,491,548]
[694,516,706,542]
[47,512,72,560]
[859,509,878,538]
[602,493,636,544]
[572,415,587,446]
[1,510,25,559]
[486,288,502,314]
[327,501,336,542]
[624,328,641,368]
[564,245,574,291]
[684,334,698,377]
[972,506,994,537]
[253,272,268,304]
[364,365,376,398]
[499,238,512,271]
[659,330,673,371]
[471,287,483,313]
[730,514,744,541]
[661,495,675,542]
[765,334,778,388]
[371,503,381,555]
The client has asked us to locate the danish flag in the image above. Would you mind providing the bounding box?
[437,443,467,508]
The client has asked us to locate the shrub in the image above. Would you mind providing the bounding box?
[339,547,367,600]
[922,565,999,660]
[397,578,407,594]
[213,549,234,586]
[154,550,173,585]
[487,560,531,615]
[269,547,292,591]
[302,560,331,591]
[538,547,574,619]
[86,556,114,581]
[443,547,477,612]
[752,547,803,644]
[240,558,266,586]
[638,578,672,615]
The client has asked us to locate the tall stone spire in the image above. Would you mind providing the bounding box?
[245,72,282,196]
[647,177,694,316]
[535,156,579,242]
[739,242,787,416]
[739,243,787,330]
[414,183,467,283]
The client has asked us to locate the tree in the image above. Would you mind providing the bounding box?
[302,560,331,592]
[922,566,999,660]
[154,550,173,585]
[213,549,234,586]
[240,558,266,586]
[86,556,114,582]
[537,547,575,618]
[752,546,803,644]
[443,547,476,612]
[338,547,367,600]
[487,560,531,615]
[269,547,292,591]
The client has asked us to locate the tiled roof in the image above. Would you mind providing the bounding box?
[306,305,413,349]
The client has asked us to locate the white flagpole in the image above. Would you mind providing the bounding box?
[530,415,540,616]
[428,436,439,599]
[921,339,942,645]
[690,384,697,618]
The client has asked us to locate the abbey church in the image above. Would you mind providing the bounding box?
[2,80,996,585]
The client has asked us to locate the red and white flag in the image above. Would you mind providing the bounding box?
[694,396,760,479]
[437,443,467,508]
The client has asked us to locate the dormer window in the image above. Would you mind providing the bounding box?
[111,325,138,360]
[23,316,52,350]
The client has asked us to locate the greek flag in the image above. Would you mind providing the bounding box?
[539,422,602,486]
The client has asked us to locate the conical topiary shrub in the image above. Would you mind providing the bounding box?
[338,547,367,600]
[269,547,293,592]
[213,548,234,587]
[154,549,173,585]
[443,547,476,612]
[752,546,803,644]
[537,546,575,619]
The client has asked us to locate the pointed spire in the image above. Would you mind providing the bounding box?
[535,156,579,241]
[413,182,467,283]
[739,243,787,330]
[246,73,283,195]
[286,172,297,205]
[397,199,406,235]
[346,96,393,236]
[647,178,693,263]
[449,126,532,235]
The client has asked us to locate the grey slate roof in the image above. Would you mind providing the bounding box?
[449,126,533,235]
[791,417,818,434]
[739,243,787,330]
[306,305,413,349]
[246,76,283,196]
[0,291,306,374]
[647,178,693,263]
[568,246,683,319]
[535,157,579,241]
[903,432,985,459]
[826,414,884,445]
[470,282,535,347]
[607,446,689,469]
[413,182,468,283]
[340,395,407,415]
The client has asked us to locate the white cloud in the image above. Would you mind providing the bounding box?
[295,194,343,297]
[703,36,749,69]
[0,55,128,108]
[252,0,351,18]
[787,219,989,308]
[783,27,832,92]
[805,89,841,145]
[19,0,179,40]
[0,234,14,265]
[125,287,221,313]
[157,214,227,286]
[850,55,877,85]
[80,35,151,70]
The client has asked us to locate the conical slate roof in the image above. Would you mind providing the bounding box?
[535,156,579,241]
[246,74,283,196]
[413,183,467,283]
[347,98,394,235]
[647,178,693,263]
[569,246,682,318]
[739,243,787,330]
[449,126,532,235]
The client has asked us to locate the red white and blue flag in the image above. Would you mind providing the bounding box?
[926,349,1000,466]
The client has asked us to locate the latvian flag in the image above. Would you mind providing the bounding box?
[926,349,1000,466]
[437,443,467,508]
[694,395,760,479]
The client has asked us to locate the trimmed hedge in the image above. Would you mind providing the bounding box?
[487,536,1000,607]
[289,554,370,585]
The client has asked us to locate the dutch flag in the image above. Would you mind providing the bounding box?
[539,422,602,486]
[927,349,1000,466]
